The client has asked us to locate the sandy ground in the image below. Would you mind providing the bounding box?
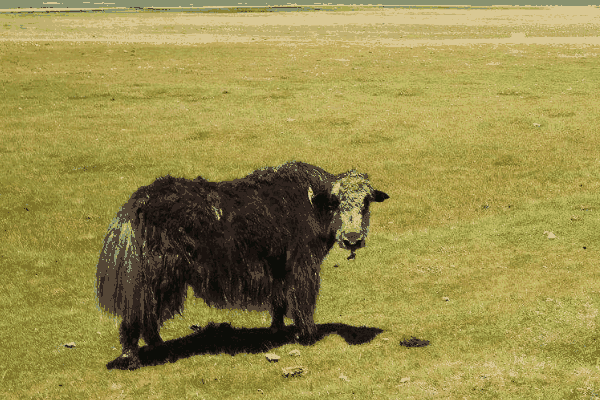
[1,7,600,47]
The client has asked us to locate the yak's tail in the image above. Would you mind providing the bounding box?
[95,208,145,319]
[96,205,189,328]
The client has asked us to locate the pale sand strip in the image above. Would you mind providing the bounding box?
[1,7,599,47]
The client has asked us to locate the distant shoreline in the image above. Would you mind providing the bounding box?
[0,4,556,14]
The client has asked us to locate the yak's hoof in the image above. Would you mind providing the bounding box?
[296,335,317,346]
[295,331,318,346]
[106,353,141,370]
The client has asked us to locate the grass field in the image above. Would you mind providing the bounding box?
[1,8,600,399]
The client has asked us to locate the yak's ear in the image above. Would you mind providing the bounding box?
[372,190,390,202]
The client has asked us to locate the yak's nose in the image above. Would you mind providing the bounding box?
[341,233,365,252]
[343,232,361,245]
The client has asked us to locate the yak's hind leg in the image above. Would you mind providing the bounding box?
[106,317,143,370]
[109,308,164,370]
[142,254,189,348]
[147,263,188,343]
[106,253,188,370]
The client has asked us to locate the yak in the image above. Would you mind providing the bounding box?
[96,161,389,370]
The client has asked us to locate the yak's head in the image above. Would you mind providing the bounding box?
[328,171,389,260]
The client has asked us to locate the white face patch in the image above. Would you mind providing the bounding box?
[331,181,341,197]
[341,208,363,231]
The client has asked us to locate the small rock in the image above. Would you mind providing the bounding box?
[282,366,307,377]
[339,373,349,382]
[442,296,450,302]
[543,231,556,239]
[400,377,411,383]
[288,349,301,357]
[64,342,76,348]
[533,123,541,127]
[265,353,280,362]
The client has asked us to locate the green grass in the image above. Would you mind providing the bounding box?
[1,14,600,399]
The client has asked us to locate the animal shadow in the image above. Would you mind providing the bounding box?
[108,322,383,370]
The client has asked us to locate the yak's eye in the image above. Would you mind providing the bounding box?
[362,198,370,214]
[329,195,340,210]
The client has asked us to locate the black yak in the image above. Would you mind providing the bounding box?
[96,161,389,370]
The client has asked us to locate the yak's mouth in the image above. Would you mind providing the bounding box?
[340,239,365,260]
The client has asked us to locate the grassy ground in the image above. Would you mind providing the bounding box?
[1,11,600,399]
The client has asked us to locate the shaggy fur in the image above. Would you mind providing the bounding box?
[96,161,388,370]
